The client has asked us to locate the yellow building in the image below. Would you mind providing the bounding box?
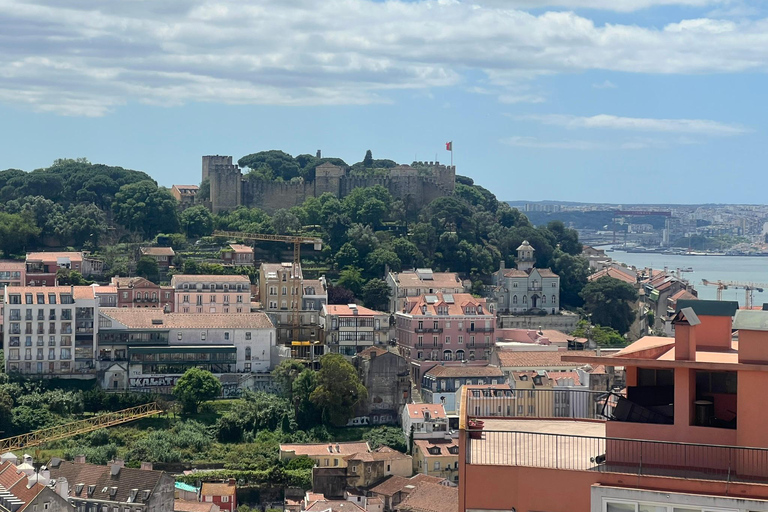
[279,441,370,468]
[510,371,554,418]
[412,439,459,485]
[345,446,412,487]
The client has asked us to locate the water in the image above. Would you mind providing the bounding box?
[607,250,768,306]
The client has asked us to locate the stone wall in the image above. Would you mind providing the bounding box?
[498,312,580,332]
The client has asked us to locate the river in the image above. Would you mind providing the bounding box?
[606,250,768,306]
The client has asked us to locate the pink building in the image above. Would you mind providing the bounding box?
[395,292,495,366]
[0,260,25,287]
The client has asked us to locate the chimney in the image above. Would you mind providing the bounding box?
[228,478,236,486]
[111,458,125,468]
[74,455,86,464]
[55,477,69,499]
[140,462,153,471]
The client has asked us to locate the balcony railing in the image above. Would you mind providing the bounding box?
[528,286,542,291]
[415,328,443,333]
[465,429,768,484]
[466,389,615,421]
[466,327,494,333]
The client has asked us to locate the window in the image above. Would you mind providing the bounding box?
[445,336,450,344]
[224,332,230,341]
[458,336,463,344]
[178,332,183,340]
[245,332,251,340]
[237,295,243,303]
[542,295,547,304]
[245,347,251,360]
[433,461,440,470]
[221,497,229,503]
[552,294,556,303]
[201,332,206,341]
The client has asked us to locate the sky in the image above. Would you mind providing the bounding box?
[1,0,767,203]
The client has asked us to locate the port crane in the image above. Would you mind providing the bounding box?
[213,231,322,345]
[701,279,768,309]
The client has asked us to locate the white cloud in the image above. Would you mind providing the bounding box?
[518,114,750,135]
[2,0,768,115]
[502,136,604,150]
[473,0,724,12]
[592,80,617,89]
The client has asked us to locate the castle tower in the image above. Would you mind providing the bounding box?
[202,155,233,182]
[516,240,536,272]
[206,156,242,214]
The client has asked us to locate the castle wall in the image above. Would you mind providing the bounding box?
[241,179,314,212]
[202,155,233,182]
[210,162,242,214]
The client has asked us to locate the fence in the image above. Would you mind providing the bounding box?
[465,430,768,484]
[465,388,616,421]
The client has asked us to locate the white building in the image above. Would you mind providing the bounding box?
[171,274,251,314]
[97,308,275,392]
[3,285,97,377]
[401,403,449,440]
[492,241,561,315]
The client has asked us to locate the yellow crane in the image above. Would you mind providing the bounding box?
[701,279,768,309]
[0,402,163,453]
[213,231,322,344]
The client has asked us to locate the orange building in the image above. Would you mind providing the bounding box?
[458,300,768,512]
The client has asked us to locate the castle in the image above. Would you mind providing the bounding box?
[203,155,456,214]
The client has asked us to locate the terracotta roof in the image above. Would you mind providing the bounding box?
[261,262,302,279]
[173,185,199,192]
[0,461,49,512]
[412,439,459,457]
[405,403,447,420]
[397,481,458,512]
[140,247,175,256]
[403,293,491,317]
[345,446,410,463]
[501,269,529,278]
[305,500,364,512]
[589,267,636,284]
[201,481,235,497]
[171,274,250,283]
[322,304,387,316]
[424,365,503,379]
[369,476,409,496]
[536,269,559,278]
[48,460,168,503]
[670,289,698,302]
[112,276,160,288]
[391,270,462,289]
[0,260,25,271]
[4,285,95,300]
[280,442,370,457]
[550,371,582,386]
[358,346,388,359]
[407,474,446,485]
[303,279,326,295]
[174,501,218,512]
[26,251,84,262]
[93,286,117,294]
[99,308,274,329]
[496,350,598,369]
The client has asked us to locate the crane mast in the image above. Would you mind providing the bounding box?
[701,279,767,309]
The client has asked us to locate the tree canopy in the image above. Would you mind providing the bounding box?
[173,368,222,414]
[309,354,368,427]
[580,277,639,335]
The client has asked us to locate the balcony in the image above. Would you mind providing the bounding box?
[466,327,494,333]
[415,328,443,333]
[528,285,542,291]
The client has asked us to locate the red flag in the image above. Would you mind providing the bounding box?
[445,141,452,151]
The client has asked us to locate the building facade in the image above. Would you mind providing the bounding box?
[386,269,464,313]
[321,304,389,357]
[3,286,97,377]
[200,480,236,512]
[396,293,494,365]
[412,439,459,485]
[0,456,73,512]
[492,241,560,314]
[353,347,411,425]
[139,247,175,269]
[0,260,25,287]
[25,251,103,286]
[171,275,250,314]
[401,403,449,441]
[220,244,254,267]
[112,277,174,310]
[420,365,504,413]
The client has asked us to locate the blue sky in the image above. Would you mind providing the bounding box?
[1,0,767,203]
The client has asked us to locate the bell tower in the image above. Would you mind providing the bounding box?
[516,240,535,272]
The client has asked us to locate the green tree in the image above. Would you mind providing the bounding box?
[112,180,180,237]
[272,209,301,234]
[338,267,365,296]
[173,368,222,414]
[56,268,92,286]
[363,150,374,168]
[364,426,408,453]
[0,212,40,256]
[580,277,638,335]
[136,256,160,282]
[361,279,391,312]
[365,248,401,277]
[550,249,589,309]
[572,321,627,347]
[292,369,321,429]
[272,360,309,400]
[180,205,214,238]
[310,354,368,427]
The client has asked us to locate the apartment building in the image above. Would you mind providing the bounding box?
[0,260,25,287]
[344,446,413,488]
[353,347,410,425]
[401,403,449,440]
[386,268,465,313]
[3,285,97,376]
[25,251,103,285]
[412,439,459,485]
[320,304,389,357]
[171,275,250,314]
[112,276,175,310]
[97,308,275,392]
[458,299,768,512]
[420,365,504,413]
[396,293,494,368]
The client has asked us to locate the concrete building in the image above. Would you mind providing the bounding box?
[386,269,464,313]
[492,241,561,315]
[0,260,25,287]
[353,347,410,425]
[344,446,412,488]
[200,480,236,512]
[48,457,174,512]
[401,403,449,440]
[219,244,254,267]
[321,304,389,357]
[25,251,103,285]
[0,456,72,512]
[412,439,459,485]
[139,247,175,270]
[3,286,97,377]
[112,277,175,310]
[97,308,275,392]
[420,365,504,413]
[457,299,768,512]
[171,275,250,314]
[395,293,494,367]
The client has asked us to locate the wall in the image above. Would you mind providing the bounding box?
[170,327,274,372]
[356,352,410,423]
[498,312,579,331]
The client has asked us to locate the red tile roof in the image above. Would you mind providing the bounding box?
[140,247,175,256]
[322,304,386,316]
[550,371,582,386]
[396,481,458,512]
[405,403,447,420]
[280,442,370,457]
[495,350,598,369]
[201,481,236,497]
[424,365,503,379]
[412,439,459,457]
[4,286,95,300]
[99,309,273,329]
[589,267,636,284]
[175,501,219,512]
[403,293,491,317]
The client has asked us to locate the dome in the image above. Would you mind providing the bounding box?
[516,240,534,252]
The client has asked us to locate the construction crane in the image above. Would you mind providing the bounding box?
[213,231,322,345]
[0,402,163,453]
[701,279,768,309]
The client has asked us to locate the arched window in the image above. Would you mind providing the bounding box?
[245,347,251,360]
[523,295,528,304]
[456,350,465,361]
[542,295,547,304]
[443,350,453,361]
[552,295,556,303]
[513,296,518,304]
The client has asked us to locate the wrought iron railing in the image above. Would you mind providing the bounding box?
[465,429,768,484]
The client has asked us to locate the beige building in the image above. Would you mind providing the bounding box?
[171,274,251,314]
[509,370,555,418]
[386,269,464,313]
[345,446,412,488]
[320,304,390,357]
[220,244,254,267]
[139,246,175,269]
[279,442,370,469]
[411,439,459,485]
